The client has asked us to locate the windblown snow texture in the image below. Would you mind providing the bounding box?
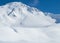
[0,2,60,43]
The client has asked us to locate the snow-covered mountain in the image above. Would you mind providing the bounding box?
[0,2,56,27]
[0,2,60,43]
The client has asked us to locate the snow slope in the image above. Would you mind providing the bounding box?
[0,2,60,43]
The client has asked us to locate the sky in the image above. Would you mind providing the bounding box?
[0,0,60,14]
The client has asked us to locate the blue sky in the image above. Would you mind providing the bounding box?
[0,0,60,14]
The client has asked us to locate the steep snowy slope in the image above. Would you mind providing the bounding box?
[0,2,60,43]
[0,2,56,27]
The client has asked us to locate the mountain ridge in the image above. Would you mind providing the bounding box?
[0,2,60,43]
[0,2,56,27]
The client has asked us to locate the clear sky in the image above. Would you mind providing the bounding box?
[0,0,60,14]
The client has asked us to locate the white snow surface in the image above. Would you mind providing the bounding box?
[0,2,60,43]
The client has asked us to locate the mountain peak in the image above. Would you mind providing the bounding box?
[0,2,56,27]
[0,2,58,43]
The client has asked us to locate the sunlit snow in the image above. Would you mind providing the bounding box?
[0,2,60,43]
